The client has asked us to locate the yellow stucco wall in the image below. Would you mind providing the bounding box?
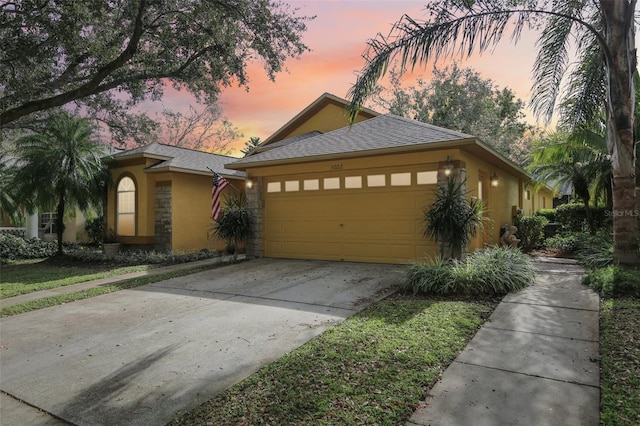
[62,207,92,243]
[276,102,372,141]
[458,151,524,249]
[107,158,245,253]
[170,173,243,253]
[521,183,556,216]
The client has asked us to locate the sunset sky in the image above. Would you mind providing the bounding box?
[155,1,550,156]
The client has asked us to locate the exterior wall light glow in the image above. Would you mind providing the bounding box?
[490,173,499,187]
[443,155,454,176]
[246,179,254,189]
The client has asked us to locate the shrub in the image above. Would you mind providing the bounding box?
[575,231,613,269]
[405,257,455,294]
[85,217,105,245]
[544,233,581,254]
[536,208,557,223]
[404,247,535,295]
[67,248,219,266]
[0,233,57,262]
[583,266,640,297]
[555,203,609,232]
[513,215,549,252]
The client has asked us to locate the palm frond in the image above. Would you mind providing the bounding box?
[348,2,534,121]
[348,0,604,124]
[558,36,605,129]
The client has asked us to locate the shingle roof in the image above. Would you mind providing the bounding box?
[252,130,322,154]
[228,114,473,168]
[111,142,244,178]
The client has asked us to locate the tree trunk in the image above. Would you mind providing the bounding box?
[581,196,595,235]
[56,196,65,256]
[600,0,639,265]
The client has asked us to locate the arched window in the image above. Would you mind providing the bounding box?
[117,176,136,236]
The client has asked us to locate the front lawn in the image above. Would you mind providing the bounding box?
[600,297,640,425]
[0,259,153,298]
[171,293,499,425]
[0,264,216,317]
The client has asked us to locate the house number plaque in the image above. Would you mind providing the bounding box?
[330,163,343,171]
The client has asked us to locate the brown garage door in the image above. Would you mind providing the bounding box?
[263,170,437,264]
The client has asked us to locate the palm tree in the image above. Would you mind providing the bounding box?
[12,111,109,255]
[347,0,638,265]
[424,178,485,260]
[529,130,611,234]
[0,152,22,224]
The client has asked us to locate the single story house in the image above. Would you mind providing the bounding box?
[226,93,554,264]
[0,208,91,243]
[0,154,104,243]
[104,143,245,252]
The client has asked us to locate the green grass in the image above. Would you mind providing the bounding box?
[600,297,640,425]
[0,259,154,298]
[170,293,498,425]
[0,265,216,317]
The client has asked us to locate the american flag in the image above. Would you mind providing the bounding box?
[211,172,229,220]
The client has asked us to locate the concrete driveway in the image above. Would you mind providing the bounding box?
[0,259,403,425]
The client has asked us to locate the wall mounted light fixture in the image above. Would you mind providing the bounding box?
[443,155,454,176]
[246,179,254,189]
[490,172,499,188]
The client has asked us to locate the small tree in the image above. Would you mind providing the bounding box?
[424,178,485,260]
[212,193,252,260]
[241,137,262,157]
[12,111,109,256]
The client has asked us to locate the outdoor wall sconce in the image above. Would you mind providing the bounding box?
[490,172,499,187]
[246,179,254,189]
[443,155,454,176]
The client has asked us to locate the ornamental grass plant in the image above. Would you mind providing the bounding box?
[405,246,535,295]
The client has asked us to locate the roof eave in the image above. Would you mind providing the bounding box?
[105,152,172,163]
[144,165,245,179]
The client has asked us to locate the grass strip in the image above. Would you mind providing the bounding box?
[0,265,214,317]
[0,261,154,298]
[600,297,640,425]
[170,293,498,426]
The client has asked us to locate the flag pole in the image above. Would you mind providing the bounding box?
[207,166,240,191]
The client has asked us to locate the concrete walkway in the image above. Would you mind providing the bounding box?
[407,257,600,426]
[0,254,244,310]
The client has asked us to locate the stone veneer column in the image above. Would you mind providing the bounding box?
[245,176,264,258]
[154,183,172,251]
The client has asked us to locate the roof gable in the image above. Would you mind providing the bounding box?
[260,93,379,147]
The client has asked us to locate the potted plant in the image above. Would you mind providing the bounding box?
[102,228,121,255]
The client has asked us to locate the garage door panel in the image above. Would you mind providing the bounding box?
[415,243,438,260]
[264,178,438,263]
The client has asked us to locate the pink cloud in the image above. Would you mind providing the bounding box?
[141,1,566,154]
